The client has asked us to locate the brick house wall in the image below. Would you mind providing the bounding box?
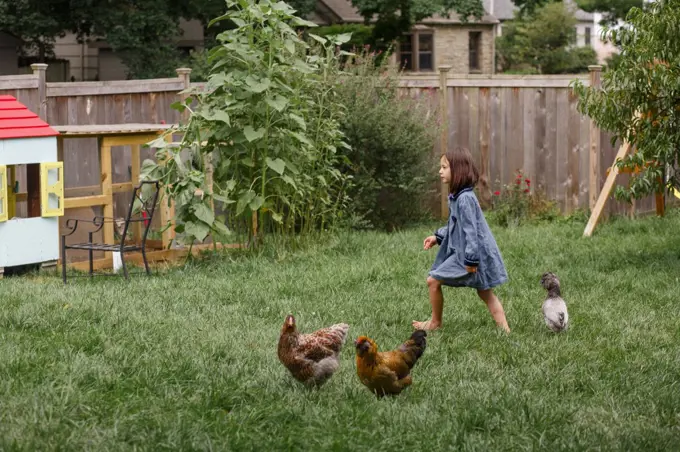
[433,25,496,74]
[397,24,496,74]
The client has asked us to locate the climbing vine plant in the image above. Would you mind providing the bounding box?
[141,0,352,245]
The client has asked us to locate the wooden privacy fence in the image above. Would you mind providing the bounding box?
[399,66,664,218]
[0,64,663,256]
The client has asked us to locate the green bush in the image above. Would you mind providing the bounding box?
[333,51,439,231]
[565,46,598,73]
[488,170,560,227]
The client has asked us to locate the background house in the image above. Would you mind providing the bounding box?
[51,18,204,81]
[0,33,19,76]
[484,0,598,54]
[592,12,619,63]
[313,0,499,74]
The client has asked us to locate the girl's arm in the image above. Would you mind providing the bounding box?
[459,196,480,268]
[434,226,447,245]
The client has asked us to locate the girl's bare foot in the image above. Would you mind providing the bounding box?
[412,319,441,331]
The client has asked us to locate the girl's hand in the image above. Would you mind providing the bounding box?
[423,236,437,250]
[465,266,477,273]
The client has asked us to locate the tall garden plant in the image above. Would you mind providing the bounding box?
[142,0,352,245]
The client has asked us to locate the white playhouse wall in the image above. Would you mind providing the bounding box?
[0,135,60,267]
[0,217,60,267]
[0,136,57,165]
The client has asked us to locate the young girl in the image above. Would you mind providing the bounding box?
[413,147,510,333]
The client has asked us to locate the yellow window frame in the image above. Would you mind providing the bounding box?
[0,165,7,222]
[40,162,64,217]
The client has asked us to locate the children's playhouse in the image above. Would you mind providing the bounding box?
[0,95,64,276]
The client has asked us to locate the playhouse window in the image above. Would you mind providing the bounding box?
[0,162,64,222]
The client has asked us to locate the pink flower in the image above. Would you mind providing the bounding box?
[524,189,530,193]
[494,191,500,196]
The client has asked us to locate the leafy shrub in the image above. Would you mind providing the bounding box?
[333,51,440,231]
[489,170,560,227]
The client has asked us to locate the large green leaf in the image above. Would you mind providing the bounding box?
[266,157,286,175]
[211,221,232,240]
[244,126,265,142]
[266,94,289,112]
[202,110,231,125]
[236,190,257,215]
[184,220,210,242]
[249,195,265,211]
[193,203,215,225]
[288,113,306,130]
[245,75,271,93]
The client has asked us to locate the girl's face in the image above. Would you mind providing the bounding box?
[439,156,451,185]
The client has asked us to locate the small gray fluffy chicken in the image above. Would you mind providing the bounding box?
[540,272,569,333]
[277,314,350,387]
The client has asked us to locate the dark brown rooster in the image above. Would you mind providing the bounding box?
[355,330,427,397]
[277,314,350,387]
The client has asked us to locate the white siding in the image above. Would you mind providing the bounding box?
[0,217,60,267]
[0,137,58,165]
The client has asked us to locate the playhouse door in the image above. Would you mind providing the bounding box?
[40,162,64,217]
[0,165,7,222]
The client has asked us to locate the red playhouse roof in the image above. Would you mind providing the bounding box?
[0,95,59,140]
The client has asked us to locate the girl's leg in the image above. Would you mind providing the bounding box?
[477,289,510,333]
[412,276,443,331]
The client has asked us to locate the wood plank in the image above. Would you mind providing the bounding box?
[500,88,508,186]
[65,194,109,209]
[544,89,557,200]
[588,68,602,210]
[397,75,589,89]
[579,99,590,210]
[113,182,134,193]
[458,88,471,150]
[450,87,460,149]
[468,88,479,159]
[523,88,536,194]
[100,141,115,258]
[508,87,524,183]
[567,89,581,213]
[47,80,185,97]
[130,144,142,243]
[583,142,632,237]
[0,76,39,90]
[555,89,569,211]
[53,124,173,136]
[478,87,491,207]
[490,88,503,191]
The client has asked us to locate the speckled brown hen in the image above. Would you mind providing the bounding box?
[277,314,350,387]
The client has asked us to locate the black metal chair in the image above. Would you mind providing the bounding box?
[61,180,161,283]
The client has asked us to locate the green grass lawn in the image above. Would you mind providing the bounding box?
[2,210,680,451]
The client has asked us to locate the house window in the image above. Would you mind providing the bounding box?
[398,32,434,72]
[469,31,482,72]
[585,27,591,46]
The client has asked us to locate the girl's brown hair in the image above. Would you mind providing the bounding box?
[444,146,479,194]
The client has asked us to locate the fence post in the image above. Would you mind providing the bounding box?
[588,65,602,211]
[438,65,451,220]
[175,67,192,123]
[31,63,48,121]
